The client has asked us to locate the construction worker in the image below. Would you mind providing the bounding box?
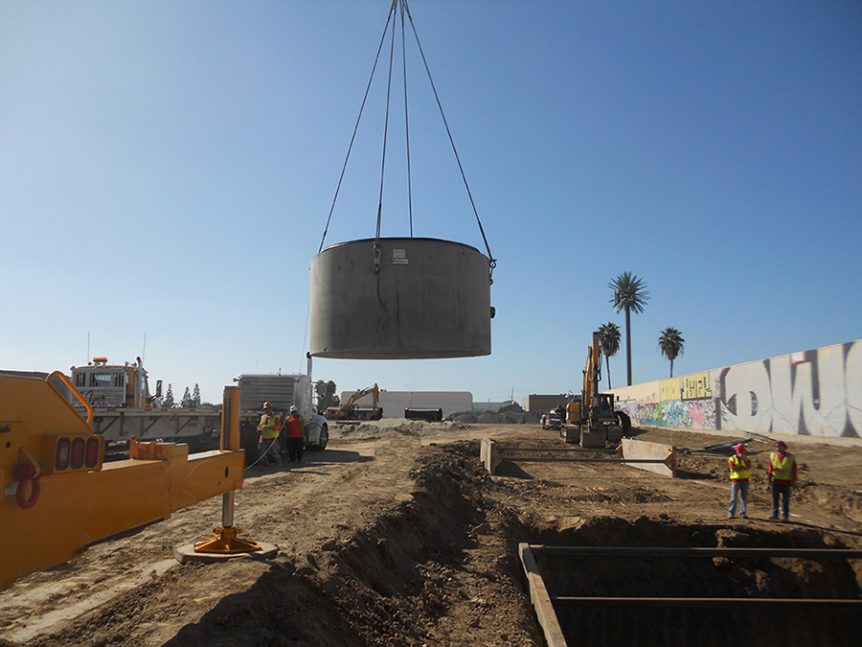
[257,401,282,467]
[726,443,751,519]
[768,440,798,521]
[284,405,304,464]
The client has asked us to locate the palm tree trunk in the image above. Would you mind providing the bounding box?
[606,354,612,389]
[670,358,674,378]
[625,307,632,386]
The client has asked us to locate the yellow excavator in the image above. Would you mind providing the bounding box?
[561,331,631,447]
[325,384,384,421]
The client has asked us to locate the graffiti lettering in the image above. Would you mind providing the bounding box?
[615,340,860,439]
[682,372,712,401]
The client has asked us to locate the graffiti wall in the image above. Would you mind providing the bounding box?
[614,339,861,439]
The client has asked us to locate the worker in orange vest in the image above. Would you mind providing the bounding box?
[726,443,751,519]
[768,440,798,521]
[284,405,305,464]
[257,401,282,467]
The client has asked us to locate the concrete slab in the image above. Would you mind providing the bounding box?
[621,438,676,477]
[480,438,502,475]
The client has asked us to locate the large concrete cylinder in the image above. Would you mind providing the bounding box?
[310,237,492,359]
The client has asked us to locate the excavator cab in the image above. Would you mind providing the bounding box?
[597,393,614,413]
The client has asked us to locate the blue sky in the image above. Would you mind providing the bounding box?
[2,1,860,405]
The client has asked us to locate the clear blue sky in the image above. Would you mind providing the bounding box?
[2,1,860,404]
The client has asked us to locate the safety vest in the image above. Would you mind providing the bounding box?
[258,413,281,440]
[770,452,795,481]
[285,414,304,439]
[728,454,751,481]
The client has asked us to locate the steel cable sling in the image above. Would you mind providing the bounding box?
[318,2,397,254]
[401,0,496,278]
[317,0,496,282]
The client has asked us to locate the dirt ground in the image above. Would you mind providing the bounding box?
[1,422,860,646]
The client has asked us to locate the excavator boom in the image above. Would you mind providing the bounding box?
[325,384,383,421]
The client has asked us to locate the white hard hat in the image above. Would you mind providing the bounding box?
[290,405,298,413]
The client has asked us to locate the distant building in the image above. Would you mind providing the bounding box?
[523,394,570,415]
[343,390,473,419]
[471,400,511,413]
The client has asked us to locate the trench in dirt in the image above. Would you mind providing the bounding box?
[165,442,531,647]
[26,440,862,647]
[526,520,861,647]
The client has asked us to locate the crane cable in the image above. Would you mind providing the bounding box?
[319,0,497,282]
[374,0,398,245]
[401,0,496,278]
[400,0,414,238]
[318,1,397,254]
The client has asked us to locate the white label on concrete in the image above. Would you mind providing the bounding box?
[392,249,409,265]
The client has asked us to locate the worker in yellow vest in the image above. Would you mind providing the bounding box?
[257,401,282,467]
[767,440,798,521]
[726,443,751,519]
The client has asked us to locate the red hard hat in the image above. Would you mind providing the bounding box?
[774,440,787,449]
[734,443,746,453]
[263,401,272,410]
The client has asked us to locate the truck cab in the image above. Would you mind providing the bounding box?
[69,357,159,409]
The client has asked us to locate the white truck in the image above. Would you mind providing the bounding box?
[236,372,329,464]
[67,357,328,464]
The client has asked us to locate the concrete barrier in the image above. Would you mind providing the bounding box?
[621,438,676,478]
[480,438,502,475]
[480,439,675,477]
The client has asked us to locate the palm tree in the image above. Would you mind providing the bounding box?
[609,272,649,386]
[597,322,621,389]
[658,327,685,377]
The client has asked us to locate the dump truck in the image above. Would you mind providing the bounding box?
[561,331,631,447]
